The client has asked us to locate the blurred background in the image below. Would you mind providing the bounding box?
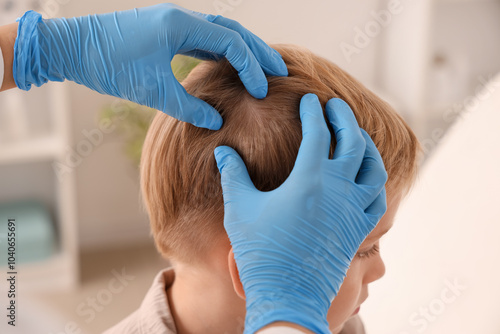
[0,0,499,333]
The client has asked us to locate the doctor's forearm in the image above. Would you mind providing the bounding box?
[0,23,18,92]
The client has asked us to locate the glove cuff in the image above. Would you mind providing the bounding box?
[243,294,331,334]
[14,10,44,90]
[14,10,70,91]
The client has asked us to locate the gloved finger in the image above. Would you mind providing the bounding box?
[206,15,288,77]
[355,129,388,189]
[182,8,287,77]
[294,94,331,170]
[325,98,366,180]
[181,18,269,99]
[364,187,388,227]
[214,146,258,201]
[179,49,223,61]
[164,74,223,130]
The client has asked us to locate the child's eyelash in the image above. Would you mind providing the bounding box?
[357,244,379,259]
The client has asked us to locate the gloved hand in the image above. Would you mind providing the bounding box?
[214,94,388,334]
[13,4,287,130]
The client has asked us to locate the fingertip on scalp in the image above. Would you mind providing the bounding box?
[272,51,288,76]
[213,145,223,158]
[325,98,347,124]
[242,72,268,99]
[192,102,223,130]
[326,97,350,112]
[299,93,320,118]
[213,146,230,172]
[206,115,223,130]
[214,145,225,154]
[251,84,268,99]
[276,61,289,77]
[301,93,320,103]
[325,97,361,130]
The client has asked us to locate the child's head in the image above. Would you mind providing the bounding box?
[140,44,421,332]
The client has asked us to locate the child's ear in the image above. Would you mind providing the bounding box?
[227,247,246,300]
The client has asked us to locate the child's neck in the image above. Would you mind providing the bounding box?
[167,258,246,334]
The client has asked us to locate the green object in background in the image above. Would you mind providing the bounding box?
[99,55,202,167]
[100,102,157,167]
[0,200,57,266]
[171,54,202,82]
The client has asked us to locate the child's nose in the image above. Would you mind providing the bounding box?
[363,256,386,284]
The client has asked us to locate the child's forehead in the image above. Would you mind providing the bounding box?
[366,217,394,244]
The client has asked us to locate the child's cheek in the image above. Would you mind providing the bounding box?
[326,261,364,332]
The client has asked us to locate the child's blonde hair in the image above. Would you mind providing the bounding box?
[140,44,421,263]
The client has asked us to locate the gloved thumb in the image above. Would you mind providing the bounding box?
[214,146,257,199]
[166,73,223,130]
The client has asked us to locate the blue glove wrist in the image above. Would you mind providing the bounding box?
[14,10,149,95]
[14,11,45,90]
[244,294,330,334]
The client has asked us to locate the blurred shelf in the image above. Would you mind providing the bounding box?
[0,135,64,165]
[0,81,79,292]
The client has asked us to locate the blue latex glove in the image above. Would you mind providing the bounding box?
[13,4,287,130]
[214,94,388,334]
